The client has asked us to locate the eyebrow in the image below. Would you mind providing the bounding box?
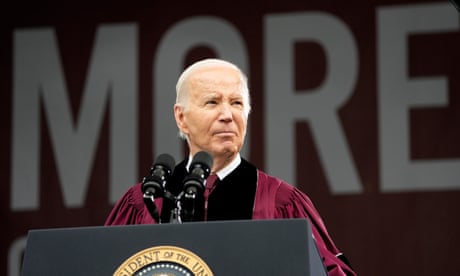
[201,91,243,101]
[202,93,219,100]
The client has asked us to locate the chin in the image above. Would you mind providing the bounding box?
[223,147,240,157]
[209,141,240,154]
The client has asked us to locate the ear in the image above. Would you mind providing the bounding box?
[174,104,188,134]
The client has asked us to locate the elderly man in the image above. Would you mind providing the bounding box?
[105,58,356,276]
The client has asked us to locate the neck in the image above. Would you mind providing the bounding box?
[211,152,237,173]
[186,150,239,173]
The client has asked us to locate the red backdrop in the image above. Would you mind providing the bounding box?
[1,1,459,275]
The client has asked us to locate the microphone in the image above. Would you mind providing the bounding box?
[142,153,175,198]
[142,153,175,223]
[181,151,213,222]
[183,151,213,196]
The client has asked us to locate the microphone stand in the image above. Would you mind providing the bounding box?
[143,151,212,224]
[143,193,160,223]
[159,189,198,224]
[179,191,197,223]
[174,151,212,223]
[166,191,183,224]
[164,191,195,224]
[143,189,186,224]
[141,153,176,224]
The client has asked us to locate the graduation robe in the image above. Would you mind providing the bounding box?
[105,158,356,276]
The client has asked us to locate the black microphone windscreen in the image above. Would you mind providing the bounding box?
[191,151,213,170]
[155,153,176,171]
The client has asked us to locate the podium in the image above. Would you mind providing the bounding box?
[21,219,327,275]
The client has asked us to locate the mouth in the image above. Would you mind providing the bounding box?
[214,131,236,136]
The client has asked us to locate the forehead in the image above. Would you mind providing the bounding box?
[187,66,242,95]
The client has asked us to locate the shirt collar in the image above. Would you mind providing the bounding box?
[186,153,241,180]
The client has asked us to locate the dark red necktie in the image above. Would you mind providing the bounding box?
[204,174,218,200]
[204,174,218,221]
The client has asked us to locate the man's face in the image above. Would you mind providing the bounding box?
[175,65,247,161]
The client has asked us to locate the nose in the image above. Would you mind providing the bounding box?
[218,103,233,122]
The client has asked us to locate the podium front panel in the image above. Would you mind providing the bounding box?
[21,219,327,275]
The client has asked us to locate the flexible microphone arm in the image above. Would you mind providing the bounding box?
[141,151,213,224]
[180,151,213,222]
[141,153,175,223]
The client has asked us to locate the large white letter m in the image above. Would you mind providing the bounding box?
[11,24,137,210]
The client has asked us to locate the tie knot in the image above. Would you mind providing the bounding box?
[206,174,218,189]
[204,174,218,200]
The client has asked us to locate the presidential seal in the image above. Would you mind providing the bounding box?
[113,245,214,276]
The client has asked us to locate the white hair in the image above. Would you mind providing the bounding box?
[175,58,251,140]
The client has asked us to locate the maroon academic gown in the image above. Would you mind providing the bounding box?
[105,159,356,276]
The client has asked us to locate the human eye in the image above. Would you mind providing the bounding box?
[205,99,218,105]
[232,99,244,107]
